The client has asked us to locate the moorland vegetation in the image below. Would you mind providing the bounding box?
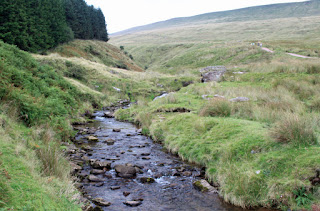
[1,0,320,210]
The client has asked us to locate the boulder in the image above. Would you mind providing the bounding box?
[113,129,121,132]
[104,139,115,145]
[114,164,137,178]
[200,66,227,83]
[201,71,225,83]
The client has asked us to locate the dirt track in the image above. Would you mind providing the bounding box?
[260,47,316,59]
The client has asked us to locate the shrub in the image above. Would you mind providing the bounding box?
[270,113,317,146]
[64,61,87,81]
[115,60,128,69]
[199,99,231,117]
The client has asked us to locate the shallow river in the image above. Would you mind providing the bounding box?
[73,111,257,211]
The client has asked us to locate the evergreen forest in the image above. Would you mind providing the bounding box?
[0,0,109,52]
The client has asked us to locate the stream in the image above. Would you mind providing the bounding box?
[69,110,256,211]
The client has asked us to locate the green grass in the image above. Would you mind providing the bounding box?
[0,40,90,210]
[0,114,80,210]
[115,60,320,209]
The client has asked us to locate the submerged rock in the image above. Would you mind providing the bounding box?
[87,136,99,141]
[123,201,142,207]
[139,177,155,184]
[110,186,121,190]
[103,112,114,118]
[92,198,111,207]
[90,169,105,175]
[181,171,192,177]
[104,139,115,145]
[88,175,104,182]
[123,191,131,197]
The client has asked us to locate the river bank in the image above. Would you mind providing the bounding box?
[68,109,257,211]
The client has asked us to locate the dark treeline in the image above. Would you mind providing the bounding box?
[0,0,109,52]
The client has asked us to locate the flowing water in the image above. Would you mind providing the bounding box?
[71,111,261,211]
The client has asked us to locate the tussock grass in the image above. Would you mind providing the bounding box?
[270,113,318,146]
[199,99,231,117]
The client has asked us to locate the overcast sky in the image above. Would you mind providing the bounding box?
[85,0,308,33]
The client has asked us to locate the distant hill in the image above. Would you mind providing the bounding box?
[112,0,319,36]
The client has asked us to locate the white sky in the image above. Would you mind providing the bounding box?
[85,0,308,33]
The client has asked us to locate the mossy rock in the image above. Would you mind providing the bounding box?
[193,180,209,192]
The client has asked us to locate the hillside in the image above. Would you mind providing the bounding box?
[1,0,320,210]
[111,3,320,74]
[0,39,197,209]
[113,0,319,36]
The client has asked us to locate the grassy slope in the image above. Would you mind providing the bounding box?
[35,40,197,103]
[111,15,320,73]
[0,39,198,209]
[113,0,320,36]
[111,2,320,210]
[0,41,85,210]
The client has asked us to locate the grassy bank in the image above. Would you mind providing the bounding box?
[0,39,199,209]
[0,41,97,209]
[0,112,79,210]
[115,60,320,209]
